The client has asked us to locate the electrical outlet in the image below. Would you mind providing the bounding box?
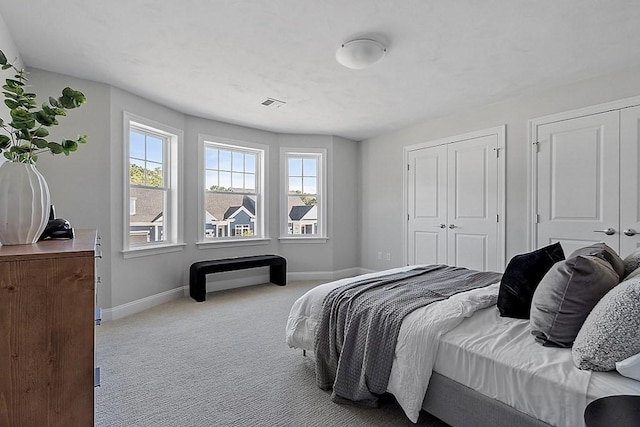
[385,252,391,261]
[377,251,382,260]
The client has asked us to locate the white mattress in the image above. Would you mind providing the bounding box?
[434,306,640,427]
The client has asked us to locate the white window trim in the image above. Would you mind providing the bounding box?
[197,134,269,245]
[279,147,327,241]
[122,111,184,257]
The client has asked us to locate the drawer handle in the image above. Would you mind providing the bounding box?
[623,229,637,236]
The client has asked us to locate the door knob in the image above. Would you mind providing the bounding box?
[435,224,446,229]
[449,224,457,229]
[623,229,637,236]
[593,228,616,236]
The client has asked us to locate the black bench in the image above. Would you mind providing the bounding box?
[189,254,287,302]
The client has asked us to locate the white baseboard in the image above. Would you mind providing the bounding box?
[103,267,371,321]
[102,287,185,321]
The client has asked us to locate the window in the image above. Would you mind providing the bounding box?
[124,112,183,255]
[200,137,266,243]
[281,148,326,239]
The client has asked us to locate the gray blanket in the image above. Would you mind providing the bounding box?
[314,265,502,407]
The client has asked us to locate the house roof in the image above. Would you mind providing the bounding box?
[289,205,314,221]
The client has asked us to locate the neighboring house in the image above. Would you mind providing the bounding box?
[129,187,164,244]
[205,193,256,237]
[289,204,317,235]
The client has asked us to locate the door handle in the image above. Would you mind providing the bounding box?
[449,224,457,229]
[435,224,446,229]
[593,228,616,236]
[623,229,637,236]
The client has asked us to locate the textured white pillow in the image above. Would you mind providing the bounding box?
[616,353,640,381]
[623,247,640,278]
[572,275,640,371]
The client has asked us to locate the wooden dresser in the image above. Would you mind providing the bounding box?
[0,229,98,427]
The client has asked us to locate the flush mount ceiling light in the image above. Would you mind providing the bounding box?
[336,38,387,70]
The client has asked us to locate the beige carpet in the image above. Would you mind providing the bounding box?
[95,281,449,426]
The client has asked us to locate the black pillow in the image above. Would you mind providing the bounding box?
[497,242,565,319]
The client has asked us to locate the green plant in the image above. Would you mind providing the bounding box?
[0,49,87,164]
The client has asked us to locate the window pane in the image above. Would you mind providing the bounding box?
[130,159,146,184]
[146,136,163,163]
[205,170,218,189]
[129,186,166,244]
[287,195,317,235]
[130,131,145,159]
[204,192,257,238]
[232,172,244,190]
[219,150,232,171]
[205,147,218,169]
[288,158,302,176]
[245,154,256,173]
[289,177,302,193]
[146,161,163,187]
[303,158,317,176]
[232,151,244,172]
[245,173,256,191]
[219,171,232,189]
[303,177,317,195]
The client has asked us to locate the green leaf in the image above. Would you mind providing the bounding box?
[33,138,49,149]
[33,127,49,137]
[59,87,86,109]
[4,99,19,109]
[0,50,6,66]
[47,142,64,154]
[6,78,24,87]
[0,134,9,147]
[77,134,88,144]
[49,96,61,108]
[35,110,55,126]
[3,152,11,160]
[62,139,78,152]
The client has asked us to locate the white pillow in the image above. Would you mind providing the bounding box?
[616,353,640,381]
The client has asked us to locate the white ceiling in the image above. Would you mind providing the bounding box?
[2,1,640,141]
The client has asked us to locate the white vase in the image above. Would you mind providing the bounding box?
[0,162,51,245]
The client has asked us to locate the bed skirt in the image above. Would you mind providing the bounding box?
[423,372,553,427]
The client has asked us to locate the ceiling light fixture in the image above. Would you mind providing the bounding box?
[336,38,387,70]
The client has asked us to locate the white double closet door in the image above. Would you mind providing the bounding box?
[533,104,640,257]
[406,127,504,272]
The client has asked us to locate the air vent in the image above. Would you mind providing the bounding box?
[261,97,286,108]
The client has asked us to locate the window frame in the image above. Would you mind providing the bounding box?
[122,112,184,257]
[197,135,269,248]
[279,147,327,242]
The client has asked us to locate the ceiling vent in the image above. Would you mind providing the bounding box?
[261,97,286,108]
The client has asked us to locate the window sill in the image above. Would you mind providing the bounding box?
[196,238,271,249]
[278,236,328,244]
[122,242,187,259]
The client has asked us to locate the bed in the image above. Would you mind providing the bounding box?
[285,244,640,427]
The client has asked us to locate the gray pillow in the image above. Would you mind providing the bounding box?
[569,242,625,280]
[572,275,640,371]
[530,255,619,347]
[622,247,640,278]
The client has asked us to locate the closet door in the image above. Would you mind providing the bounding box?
[407,145,448,265]
[620,106,640,257]
[447,136,499,272]
[406,128,502,271]
[535,111,620,255]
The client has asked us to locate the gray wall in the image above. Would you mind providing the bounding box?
[359,65,640,271]
[26,69,359,311]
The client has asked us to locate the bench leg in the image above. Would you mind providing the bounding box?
[189,271,207,302]
[270,262,286,286]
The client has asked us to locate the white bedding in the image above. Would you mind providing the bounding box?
[284,267,640,426]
